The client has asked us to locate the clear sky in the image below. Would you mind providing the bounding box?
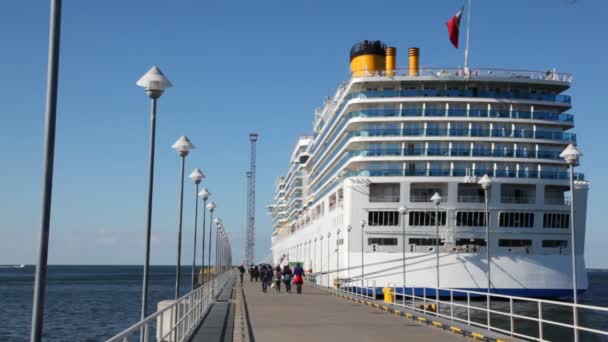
[0,0,606,267]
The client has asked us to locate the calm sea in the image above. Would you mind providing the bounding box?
[0,265,194,341]
[0,266,607,341]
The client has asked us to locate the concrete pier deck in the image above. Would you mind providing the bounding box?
[241,279,467,342]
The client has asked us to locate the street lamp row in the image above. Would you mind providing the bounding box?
[136,66,229,321]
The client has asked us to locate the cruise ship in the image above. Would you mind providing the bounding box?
[267,40,588,297]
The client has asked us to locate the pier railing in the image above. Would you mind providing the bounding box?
[106,270,233,342]
[307,273,608,341]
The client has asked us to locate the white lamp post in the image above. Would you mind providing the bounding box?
[478,174,492,328]
[560,143,582,342]
[206,202,216,283]
[398,205,408,299]
[136,65,172,321]
[347,225,352,290]
[172,136,194,299]
[189,168,205,290]
[430,192,442,310]
[336,229,341,281]
[198,188,210,283]
[361,219,366,297]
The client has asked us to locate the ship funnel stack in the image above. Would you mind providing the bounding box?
[350,40,387,77]
[385,47,396,76]
[409,47,420,76]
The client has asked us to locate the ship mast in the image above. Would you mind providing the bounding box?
[464,0,472,72]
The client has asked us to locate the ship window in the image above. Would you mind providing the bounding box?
[368,238,398,246]
[409,238,445,246]
[542,240,568,248]
[410,183,446,202]
[499,212,534,228]
[408,211,446,226]
[456,211,486,226]
[457,184,485,203]
[501,184,536,204]
[543,213,569,229]
[498,239,532,247]
[455,238,486,246]
[329,193,337,210]
[368,211,399,226]
[369,183,400,202]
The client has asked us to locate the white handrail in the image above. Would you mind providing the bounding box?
[106,270,233,342]
[307,268,608,341]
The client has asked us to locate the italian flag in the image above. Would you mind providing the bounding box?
[447,7,463,48]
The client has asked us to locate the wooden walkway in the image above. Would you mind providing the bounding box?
[241,279,467,342]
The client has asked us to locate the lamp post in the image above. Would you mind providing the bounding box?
[189,168,204,290]
[313,238,317,282]
[347,225,352,289]
[398,205,407,299]
[430,192,442,310]
[561,143,582,342]
[172,136,194,299]
[336,229,341,281]
[320,235,324,286]
[478,174,492,329]
[213,217,221,298]
[361,219,366,297]
[198,188,210,284]
[478,174,492,294]
[327,232,331,287]
[136,65,172,322]
[30,1,63,340]
[206,202,216,283]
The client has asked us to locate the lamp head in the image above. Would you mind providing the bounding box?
[360,219,366,227]
[478,174,492,190]
[430,192,442,206]
[347,225,352,232]
[207,202,216,212]
[214,217,221,225]
[189,168,205,184]
[560,144,582,166]
[172,136,194,157]
[136,66,172,99]
[199,187,210,201]
[398,205,407,215]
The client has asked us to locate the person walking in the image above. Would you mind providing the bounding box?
[273,266,282,293]
[260,265,269,293]
[238,265,245,284]
[254,265,260,282]
[282,264,293,293]
[293,263,305,294]
[249,265,255,282]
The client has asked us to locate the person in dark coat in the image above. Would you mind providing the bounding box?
[259,266,270,293]
[282,265,293,293]
[253,265,260,282]
[293,263,305,294]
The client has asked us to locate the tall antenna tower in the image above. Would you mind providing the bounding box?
[246,133,258,266]
[245,171,252,265]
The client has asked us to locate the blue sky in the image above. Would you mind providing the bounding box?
[0,0,606,267]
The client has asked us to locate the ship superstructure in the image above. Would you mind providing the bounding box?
[268,40,589,297]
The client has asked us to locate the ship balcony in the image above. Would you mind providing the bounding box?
[349,128,576,143]
[344,88,571,105]
[346,108,574,123]
[347,148,566,160]
[350,67,573,83]
[344,168,584,180]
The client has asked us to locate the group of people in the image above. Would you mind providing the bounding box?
[238,263,305,294]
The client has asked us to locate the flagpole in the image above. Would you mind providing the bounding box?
[464,0,472,72]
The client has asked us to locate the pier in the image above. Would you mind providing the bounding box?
[236,277,466,342]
